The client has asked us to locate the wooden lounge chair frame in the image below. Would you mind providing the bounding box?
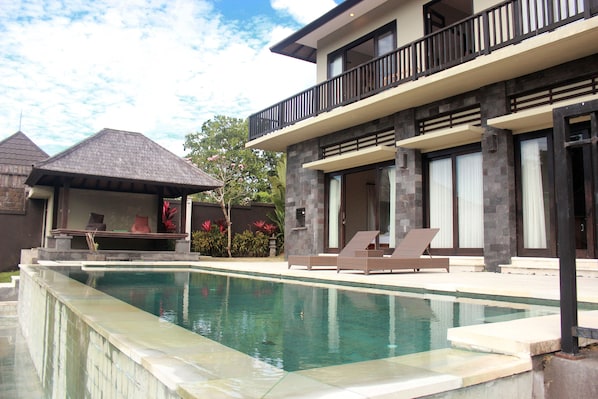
[288,230,381,270]
[337,228,449,275]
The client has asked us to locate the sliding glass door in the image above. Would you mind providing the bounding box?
[516,126,595,258]
[519,137,551,251]
[328,175,342,249]
[326,163,396,252]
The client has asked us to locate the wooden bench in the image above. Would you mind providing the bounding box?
[50,229,189,252]
[51,229,188,240]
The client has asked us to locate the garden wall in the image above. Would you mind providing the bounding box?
[0,198,45,272]
[187,201,275,236]
[2,200,275,271]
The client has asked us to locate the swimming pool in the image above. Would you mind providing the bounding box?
[66,269,560,372]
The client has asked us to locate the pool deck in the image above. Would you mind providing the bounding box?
[4,259,598,398]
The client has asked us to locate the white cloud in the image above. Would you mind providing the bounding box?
[0,0,317,156]
[271,0,338,25]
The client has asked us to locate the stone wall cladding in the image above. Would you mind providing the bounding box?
[414,90,480,121]
[395,109,423,238]
[285,117,396,256]
[286,139,325,256]
[506,54,598,98]
[481,83,516,272]
[283,55,598,264]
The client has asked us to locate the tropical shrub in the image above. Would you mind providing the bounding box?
[192,220,227,257]
[232,230,269,257]
[192,219,278,257]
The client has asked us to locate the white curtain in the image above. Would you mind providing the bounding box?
[328,176,341,248]
[521,0,583,34]
[387,167,396,248]
[521,139,547,248]
[457,153,484,248]
[429,158,453,248]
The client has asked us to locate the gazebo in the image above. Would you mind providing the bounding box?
[25,128,222,261]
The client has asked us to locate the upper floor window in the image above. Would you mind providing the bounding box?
[328,22,396,78]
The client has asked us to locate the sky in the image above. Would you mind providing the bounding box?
[0,0,340,156]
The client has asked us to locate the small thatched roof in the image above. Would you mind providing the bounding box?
[25,128,222,198]
[0,131,49,166]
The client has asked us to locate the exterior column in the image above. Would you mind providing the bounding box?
[185,197,192,239]
[394,109,423,240]
[481,83,516,272]
[58,180,70,229]
[179,194,188,235]
[285,139,325,257]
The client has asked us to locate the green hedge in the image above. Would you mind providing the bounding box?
[192,228,274,257]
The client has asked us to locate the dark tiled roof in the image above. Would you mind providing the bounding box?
[0,131,49,166]
[26,128,222,197]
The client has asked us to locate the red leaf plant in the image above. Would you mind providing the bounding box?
[201,219,227,234]
[201,220,212,232]
[253,220,277,236]
[215,219,227,233]
[162,201,178,232]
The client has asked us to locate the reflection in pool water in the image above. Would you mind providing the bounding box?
[71,270,558,372]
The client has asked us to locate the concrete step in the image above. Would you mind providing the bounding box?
[500,257,598,278]
[0,301,17,317]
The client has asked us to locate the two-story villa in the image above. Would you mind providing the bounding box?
[247,0,598,271]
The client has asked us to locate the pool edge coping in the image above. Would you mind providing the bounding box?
[21,261,596,398]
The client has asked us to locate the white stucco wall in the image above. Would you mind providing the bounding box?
[66,188,158,232]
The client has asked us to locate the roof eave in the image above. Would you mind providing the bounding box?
[270,0,365,63]
[25,168,223,197]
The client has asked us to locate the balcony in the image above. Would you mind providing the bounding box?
[248,0,598,150]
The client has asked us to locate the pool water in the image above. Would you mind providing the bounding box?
[71,270,559,372]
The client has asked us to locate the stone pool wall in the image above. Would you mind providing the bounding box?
[18,266,179,399]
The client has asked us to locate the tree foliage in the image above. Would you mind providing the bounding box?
[184,115,283,256]
[268,156,286,252]
[184,115,281,202]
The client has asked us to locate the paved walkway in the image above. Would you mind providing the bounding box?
[197,259,598,304]
[0,304,44,399]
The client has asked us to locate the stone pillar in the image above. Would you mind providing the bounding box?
[481,83,516,272]
[175,239,190,253]
[54,234,73,251]
[395,109,424,240]
[285,139,325,257]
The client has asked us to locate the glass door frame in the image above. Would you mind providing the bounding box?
[514,130,557,257]
[423,143,484,256]
[324,161,395,253]
[515,123,596,258]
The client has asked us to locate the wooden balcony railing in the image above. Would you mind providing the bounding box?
[248,0,594,142]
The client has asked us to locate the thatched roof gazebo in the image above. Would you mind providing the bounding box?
[25,128,222,260]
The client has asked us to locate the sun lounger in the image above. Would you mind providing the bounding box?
[337,228,449,275]
[288,230,381,270]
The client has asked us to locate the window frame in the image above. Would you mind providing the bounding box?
[514,130,557,257]
[423,143,483,256]
[327,21,397,79]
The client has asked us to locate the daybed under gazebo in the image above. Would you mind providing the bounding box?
[25,128,222,261]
